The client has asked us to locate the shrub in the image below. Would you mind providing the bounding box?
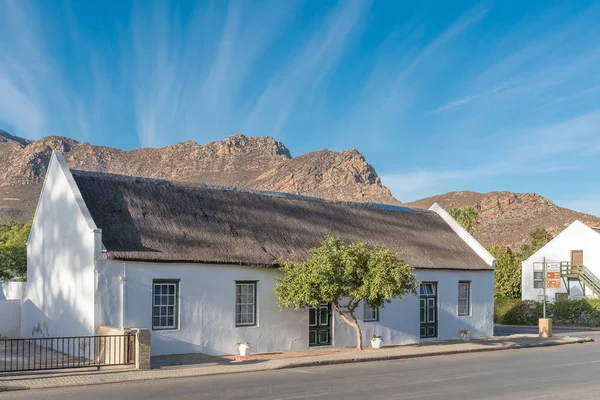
[495,297,600,326]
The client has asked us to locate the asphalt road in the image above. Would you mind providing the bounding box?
[3,338,600,400]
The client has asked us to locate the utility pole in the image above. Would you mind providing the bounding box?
[543,257,547,319]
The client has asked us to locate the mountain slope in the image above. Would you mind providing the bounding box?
[405,191,600,248]
[0,131,397,223]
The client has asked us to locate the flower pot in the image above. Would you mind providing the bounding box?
[371,338,382,349]
[238,344,250,356]
[461,334,471,342]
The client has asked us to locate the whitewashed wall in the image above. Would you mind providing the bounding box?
[0,281,26,300]
[522,221,600,302]
[22,153,97,338]
[98,259,494,356]
[99,260,308,356]
[334,269,494,347]
[0,300,21,338]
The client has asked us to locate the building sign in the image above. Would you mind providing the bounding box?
[547,272,560,280]
[547,280,561,289]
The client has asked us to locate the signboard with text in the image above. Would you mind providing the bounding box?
[547,272,560,280]
[547,280,561,289]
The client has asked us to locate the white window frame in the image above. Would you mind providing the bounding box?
[363,300,379,322]
[152,280,179,330]
[235,281,257,327]
[458,281,471,316]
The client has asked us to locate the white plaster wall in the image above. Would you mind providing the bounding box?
[22,154,97,338]
[98,260,493,355]
[0,281,26,300]
[0,300,21,338]
[101,260,308,356]
[522,221,600,302]
[333,269,495,348]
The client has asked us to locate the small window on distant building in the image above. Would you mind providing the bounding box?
[235,281,257,327]
[152,280,179,330]
[363,301,379,322]
[555,293,568,302]
[533,271,544,289]
[458,281,471,316]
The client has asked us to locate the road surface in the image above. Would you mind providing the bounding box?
[3,336,600,399]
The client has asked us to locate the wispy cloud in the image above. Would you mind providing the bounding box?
[0,0,69,138]
[130,0,296,147]
[381,109,600,201]
[243,0,370,138]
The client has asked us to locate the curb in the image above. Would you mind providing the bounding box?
[0,337,593,392]
[271,337,594,369]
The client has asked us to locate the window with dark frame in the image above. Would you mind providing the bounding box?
[458,281,470,316]
[235,281,257,327]
[533,271,544,288]
[152,280,179,330]
[363,300,379,321]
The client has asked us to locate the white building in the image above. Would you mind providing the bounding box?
[522,221,600,302]
[22,151,495,356]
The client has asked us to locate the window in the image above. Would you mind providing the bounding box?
[458,281,470,316]
[152,280,179,330]
[533,271,544,289]
[555,293,568,302]
[363,301,379,322]
[236,281,257,326]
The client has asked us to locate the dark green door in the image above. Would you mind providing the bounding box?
[420,283,438,338]
[309,302,331,346]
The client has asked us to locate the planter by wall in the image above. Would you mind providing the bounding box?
[237,343,251,357]
[371,337,382,349]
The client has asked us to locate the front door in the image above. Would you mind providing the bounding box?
[309,302,331,346]
[571,250,584,274]
[420,283,438,338]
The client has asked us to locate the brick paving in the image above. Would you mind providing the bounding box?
[0,334,593,392]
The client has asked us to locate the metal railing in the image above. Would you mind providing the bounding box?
[0,334,135,373]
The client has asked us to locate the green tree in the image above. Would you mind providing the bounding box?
[487,243,521,299]
[520,228,553,260]
[0,221,31,281]
[275,236,418,350]
[449,206,479,234]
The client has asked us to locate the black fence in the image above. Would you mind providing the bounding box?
[0,334,135,372]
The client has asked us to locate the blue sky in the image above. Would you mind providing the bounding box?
[1,1,599,216]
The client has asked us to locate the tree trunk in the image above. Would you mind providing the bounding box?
[333,302,363,350]
[353,320,363,350]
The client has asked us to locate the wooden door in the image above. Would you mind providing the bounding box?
[571,250,583,274]
[309,303,331,346]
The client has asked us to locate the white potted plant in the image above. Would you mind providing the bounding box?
[459,329,472,342]
[236,342,251,356]
[371,335,383,349]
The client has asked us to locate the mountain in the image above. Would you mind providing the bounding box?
[0,131,397,224]
[405,191,600,248]
[1,129,598,249]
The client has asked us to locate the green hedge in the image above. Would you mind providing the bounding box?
[495,297,600,326]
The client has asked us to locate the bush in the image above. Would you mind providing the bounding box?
[495,297,600,326]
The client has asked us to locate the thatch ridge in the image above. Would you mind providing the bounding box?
[70,169,491,271]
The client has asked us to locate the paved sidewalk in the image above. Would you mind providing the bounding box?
[0,334,593,392]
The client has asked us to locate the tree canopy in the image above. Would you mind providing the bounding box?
[487,243,521,299]
[449,206,479,234]
[0,221,31,281]
[275,236,418,350]
[519,228,553,260]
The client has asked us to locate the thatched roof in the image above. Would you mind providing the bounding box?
[71,170,492,270]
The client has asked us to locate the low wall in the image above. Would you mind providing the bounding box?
[1,281,26,300]
[0,300,21,338]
